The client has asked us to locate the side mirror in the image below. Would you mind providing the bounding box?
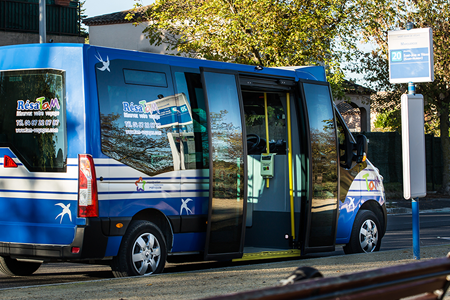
[354,134,368,163]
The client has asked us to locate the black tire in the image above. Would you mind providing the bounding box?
[0,256,41,276]
[111,220,167,277]
[343,210,381,254]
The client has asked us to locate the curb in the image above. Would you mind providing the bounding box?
[387,207,410,214]
[387,207,450,214]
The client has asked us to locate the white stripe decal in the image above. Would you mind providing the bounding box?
[0,192,76,200]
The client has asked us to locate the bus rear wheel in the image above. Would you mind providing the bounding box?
[111,220,167,277]
[343,210,381,254]
[0,256,41,276]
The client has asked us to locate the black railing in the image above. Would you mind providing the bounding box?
[0,0,80,36]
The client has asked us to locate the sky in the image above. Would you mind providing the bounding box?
[84,0,154,18]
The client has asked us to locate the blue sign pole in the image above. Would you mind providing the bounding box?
[412,197,420,259]
[407,24,420,260]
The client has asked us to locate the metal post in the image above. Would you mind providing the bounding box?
[406,22,414,30]
[412,197,420,259]
[408,69,419,260]
[408,82,415,95]
[39,0,46,43]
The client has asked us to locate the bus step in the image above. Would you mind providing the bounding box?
[233,249,301,262]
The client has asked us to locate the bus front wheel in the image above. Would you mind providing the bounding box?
[0,256,41,276]
[343,210,381,254]
[111,220,167,277]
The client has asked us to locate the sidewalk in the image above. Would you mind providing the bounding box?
[1,244,450,300]
[387,194,450,214]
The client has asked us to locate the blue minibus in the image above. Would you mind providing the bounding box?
[0,43,386,277]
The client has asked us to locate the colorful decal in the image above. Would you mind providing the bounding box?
[95,52,110,72]
[362,172,381,192]
[55,203,72,223]
[180,198,193,215]
[15,97,61,134]
[373,176,382,190]
[337,162,385,242]
[135,177,146,192]
[121,94,193,138]
[339,163,385,215]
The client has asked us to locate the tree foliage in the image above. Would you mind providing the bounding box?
[128,0,356,99]
[347,0,450,193]
[79,0,88,37]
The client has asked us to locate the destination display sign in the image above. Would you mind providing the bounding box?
[388,28,434,83]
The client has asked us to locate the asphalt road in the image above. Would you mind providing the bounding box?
[381,212,450,251]
[0,212,449,289]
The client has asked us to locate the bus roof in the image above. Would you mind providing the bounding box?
[0,43,327,82]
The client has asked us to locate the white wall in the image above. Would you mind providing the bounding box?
[88,22,176,54]
[0,31,84,47]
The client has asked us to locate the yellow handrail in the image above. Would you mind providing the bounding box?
[264,93,270,188]
[287,93,295,240]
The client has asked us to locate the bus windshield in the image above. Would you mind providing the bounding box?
[0,69,66,172]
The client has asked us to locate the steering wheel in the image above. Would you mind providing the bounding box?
[247,134,261,154]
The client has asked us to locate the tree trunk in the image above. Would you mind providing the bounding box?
[439,102,450,195]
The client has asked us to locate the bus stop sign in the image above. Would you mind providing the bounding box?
[388,28,434,83]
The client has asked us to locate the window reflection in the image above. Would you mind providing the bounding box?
[303,83,338,247]
[204,72,245,254]
[97,60,175,176]
[304,84,338,199]
[174,72,209,170]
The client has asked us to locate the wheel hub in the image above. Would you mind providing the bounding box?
[360,219,378,253]
[132,233,161,275]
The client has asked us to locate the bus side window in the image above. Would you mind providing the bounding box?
[174,72,209,169]
[97,60,176,176]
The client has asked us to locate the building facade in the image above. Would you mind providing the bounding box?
[82,6,174,54]
[0,0,84,46]
[335,81,372,132]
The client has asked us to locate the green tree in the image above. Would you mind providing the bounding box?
[347,0,450,193]
[127,0,356,99]
[78,0,88,38]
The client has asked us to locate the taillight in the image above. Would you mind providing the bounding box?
[78,154,98,217]
[4,155,17,168]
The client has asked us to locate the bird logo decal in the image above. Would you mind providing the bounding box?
[55,203,72,224]
[180,198,193,215]
[347,197,356,211]
[95,52,110,72]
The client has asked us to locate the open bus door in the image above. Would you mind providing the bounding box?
[201,69,247,261]
[299,81,340,254]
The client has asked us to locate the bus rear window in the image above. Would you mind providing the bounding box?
[0,69,66,172]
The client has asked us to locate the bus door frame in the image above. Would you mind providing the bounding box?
[201,68,248,261]
[238,75,298,243]
[297,79,340,254]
